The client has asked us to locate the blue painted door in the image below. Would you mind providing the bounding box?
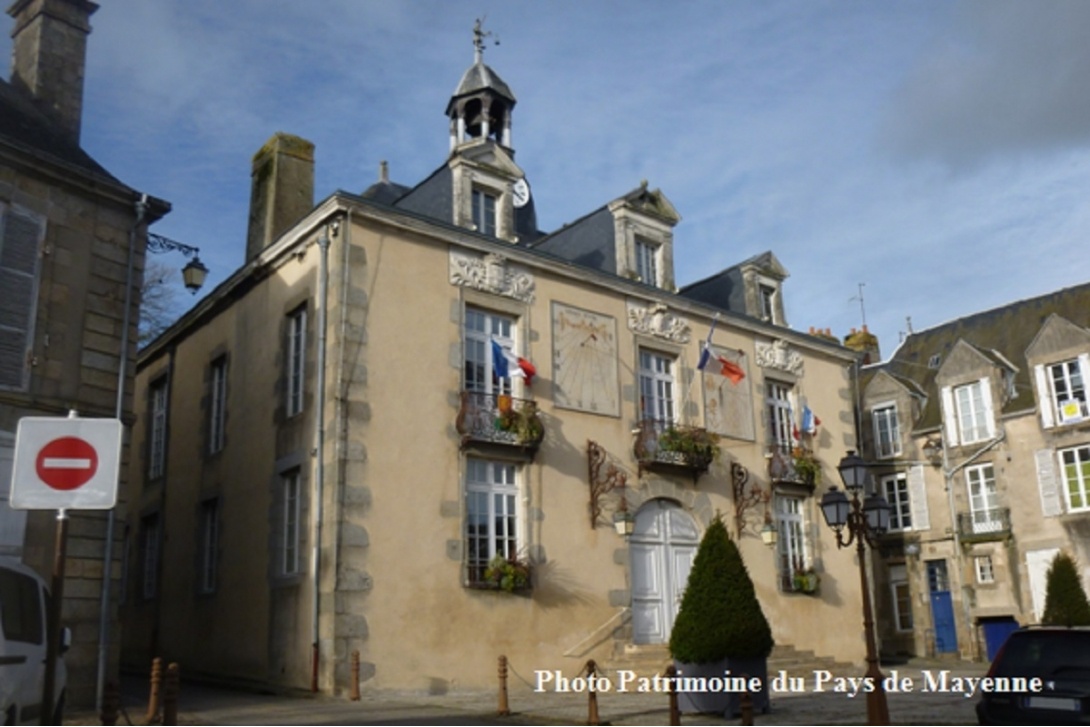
[927,560,958,654]
[981,618,1020,661]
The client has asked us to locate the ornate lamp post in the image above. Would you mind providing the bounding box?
[148,232,209,294]
[820,451,891,725]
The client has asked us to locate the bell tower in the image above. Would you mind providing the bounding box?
[446,19,517,152]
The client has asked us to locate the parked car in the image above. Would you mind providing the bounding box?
[977,625,1090,725]
[0,558,68,725]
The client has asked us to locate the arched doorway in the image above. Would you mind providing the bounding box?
[630,499,700,644]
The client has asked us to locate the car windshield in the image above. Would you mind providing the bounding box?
[995,632,1090,678]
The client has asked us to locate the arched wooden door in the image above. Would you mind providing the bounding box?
[630,500,700,644]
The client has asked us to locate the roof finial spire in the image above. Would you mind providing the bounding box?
[473,17,498,63]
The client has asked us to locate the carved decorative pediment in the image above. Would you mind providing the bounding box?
[756,339,804,376]
[449,250,535,302]
[626,301,690,343]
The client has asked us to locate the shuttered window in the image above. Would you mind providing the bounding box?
[0,205,43,390]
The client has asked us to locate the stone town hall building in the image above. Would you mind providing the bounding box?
[121,27,865,693]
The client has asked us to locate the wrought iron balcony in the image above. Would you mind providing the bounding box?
[456,391,544,453]
[956,507,1011,543]
[633,419,718,481]
[767,446,820,489]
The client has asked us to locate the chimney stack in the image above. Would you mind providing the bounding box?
[246,133,315,261]
[8,0,99,143]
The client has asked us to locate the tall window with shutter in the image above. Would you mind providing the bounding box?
[0,205,43,390]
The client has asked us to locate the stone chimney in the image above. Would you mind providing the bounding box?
[8,0,98,143]
[844,325,881,365]
[246,133,315,261]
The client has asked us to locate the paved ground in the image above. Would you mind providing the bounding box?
[66,658,987,726]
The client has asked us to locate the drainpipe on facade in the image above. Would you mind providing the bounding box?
[940,431,1006,662]
[95,193,147,710]
[311,220,337,692]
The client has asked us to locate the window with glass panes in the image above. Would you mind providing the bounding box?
[775,494,808,591]
[882,473,912,531]
[209,357,227,454]
[463,307,514,395]
[472,188,497,237]
[1061,445,1090,512]
[1049,359,1088,423]
[638,349,674,425]
[286,307,306,417]
[955,381,991,443]
[975,555,995,584]
[148,379,168,479]
[873,404,901,458]
[281,470,301,576]
[889,564,913,631]
[198,499,218,594]
[966,463,1001,533]
[634,238,659,285]
[767,381,794,452]
[465,458,519,585]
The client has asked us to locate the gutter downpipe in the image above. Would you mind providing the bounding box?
[95,192,146,710]
[311,220,337,692]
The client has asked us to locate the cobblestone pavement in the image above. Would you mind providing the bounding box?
[66,659,987,725]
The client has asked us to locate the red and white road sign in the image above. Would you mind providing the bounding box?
[10,417,122,510]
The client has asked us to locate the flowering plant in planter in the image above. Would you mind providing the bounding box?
[792,567,820,594]
[791,446,821,485]
[483,554,531,593]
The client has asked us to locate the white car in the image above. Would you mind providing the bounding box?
[0,558,68,725]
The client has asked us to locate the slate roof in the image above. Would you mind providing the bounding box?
[446,61,516,112]
[0,78,121,185]
[869,281,1090,432]
[679,251,787,319]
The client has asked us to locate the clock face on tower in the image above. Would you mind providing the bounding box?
[552,302,620,416]
[512,177,530,208]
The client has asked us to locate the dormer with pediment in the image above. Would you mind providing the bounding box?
[679,251,789,326]
[934,340,1015,449]
[449,141,526,243]
[860,368,926,462]
[1025,314,1090,430]
[608,182,680,290]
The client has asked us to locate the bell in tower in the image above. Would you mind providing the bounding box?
[447,19,517,151]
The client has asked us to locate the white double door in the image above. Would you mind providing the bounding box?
[630,500,700,644]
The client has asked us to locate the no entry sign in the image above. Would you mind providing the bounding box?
[10,417,122,510]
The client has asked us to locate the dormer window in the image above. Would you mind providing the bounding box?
[1048,359,1088,424]
[759,284,777,322]
[472,187,497,237]
[949,379,995,445]
[634,238,660,285]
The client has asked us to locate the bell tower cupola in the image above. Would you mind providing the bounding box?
[446,19,517,152]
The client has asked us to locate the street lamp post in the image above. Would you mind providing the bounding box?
[820,451,891,726]
[147,232,209,294]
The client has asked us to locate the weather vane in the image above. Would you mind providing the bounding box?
[473,17,499,62]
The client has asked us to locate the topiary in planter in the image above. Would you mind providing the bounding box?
[670,514,773,662]
[669,514,773,716]
[1042,552,1090,626]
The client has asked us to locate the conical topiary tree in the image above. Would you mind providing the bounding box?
[669,514,773,663]
[1042,552,1090,627]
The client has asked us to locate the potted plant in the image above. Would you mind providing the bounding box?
[482,554,531,593]
[658,426,720,462]
[791,446,821,485]
[669,514,773,716]
[792,566,820,594]
[496,399,544,446]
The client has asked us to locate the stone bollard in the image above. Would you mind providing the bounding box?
[162,662,180,726]
[350,649,361,701]
[665,664,680,726]
[498,655,511,716]
[586,660,600,726]
[146,657,163,724]
[99,680,120,726]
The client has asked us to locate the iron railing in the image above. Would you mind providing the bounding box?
[456,391,544,450]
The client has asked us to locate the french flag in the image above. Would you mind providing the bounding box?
[491,339,536,384]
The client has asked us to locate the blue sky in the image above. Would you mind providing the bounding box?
[5,1,1090,357]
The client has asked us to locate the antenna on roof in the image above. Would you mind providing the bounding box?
[849,282,867,328]
[473,17,500,62]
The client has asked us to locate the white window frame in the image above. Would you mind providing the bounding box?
[1048,358,1089,425]
[198,499,218,594]
[148,379,168,480]
[975,555,995,584]
[209,357,227,454]
[281,470,302,576]
[775,494,809,591]
[758,283,777,322]
[965,463,1002,533]
[889,564,913,632]
[882,473,912,531]
[286,307,306,417]
[766,381,794,453]
[464,457,520,585]
[638,349,675,425]
[953,379,994,445]
[142,514,160,600]
[471,187,497,237]
[634,237,660,286]
[1060,444,1090,513]
[872,403,902,459]
[463,307,515,396]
